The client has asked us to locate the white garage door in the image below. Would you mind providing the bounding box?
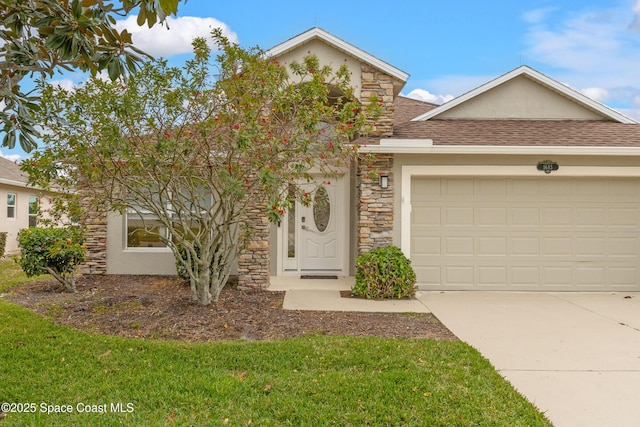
[411,177,640,291]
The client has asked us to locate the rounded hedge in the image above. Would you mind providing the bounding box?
[353,245,416,299]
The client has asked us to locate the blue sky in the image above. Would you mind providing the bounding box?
[3,0,640,160]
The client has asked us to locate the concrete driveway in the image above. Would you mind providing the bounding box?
[418,291,640,427]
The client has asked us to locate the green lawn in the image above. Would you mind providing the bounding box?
[0,256,52,293]
[0,260,551,426]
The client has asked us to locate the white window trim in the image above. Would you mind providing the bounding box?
[6,193,16,220]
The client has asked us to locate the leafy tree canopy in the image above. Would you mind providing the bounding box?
[0,0,181,152]
[25,30,380,304]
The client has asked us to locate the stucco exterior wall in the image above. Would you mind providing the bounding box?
[0,185,55,254]
[438,76,606,120]
[274,39,364,100]
[106,213,177,275]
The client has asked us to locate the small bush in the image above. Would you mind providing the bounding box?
[175,243,221,282]
[353,245,417,299]
[17,227,86,293]
[0,231,6,257]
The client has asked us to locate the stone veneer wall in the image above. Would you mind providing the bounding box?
[360,64,395,137]
[357,154,394,254]
[80,205,108,275]
[237,199,271,290]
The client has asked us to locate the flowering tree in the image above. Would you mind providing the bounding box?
[25,30,379,305]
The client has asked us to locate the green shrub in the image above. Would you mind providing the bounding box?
[0,231,6,257]
[353,245,417,299]
[17,227,86,292]
[175,243,221,282]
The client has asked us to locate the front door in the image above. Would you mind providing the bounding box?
[281,175,348,274]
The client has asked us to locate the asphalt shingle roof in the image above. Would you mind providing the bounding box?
[392,120,640,146]
[0,156,28,184]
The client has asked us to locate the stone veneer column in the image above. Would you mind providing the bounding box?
[237,199,270,290]
[357,154,394,254]
[360,64,395,137]
[80,205,108,275]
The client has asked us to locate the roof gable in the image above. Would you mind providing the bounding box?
[266,27,409,91]
[412,66,636,124]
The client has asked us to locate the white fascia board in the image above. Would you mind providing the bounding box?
[0,178,30,188]
[379,139,433,147]
[411,66,637,124]
[359,144,640,156]
[266,27,409,83]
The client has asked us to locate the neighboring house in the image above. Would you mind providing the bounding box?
[86,27,640,292]
[0,157,52,254]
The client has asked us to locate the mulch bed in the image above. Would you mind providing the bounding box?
[5,275,457,342]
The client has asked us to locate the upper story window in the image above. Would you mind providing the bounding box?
[7,193,16,219]
[28,196,38,227]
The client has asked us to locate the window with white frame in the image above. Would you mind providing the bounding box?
[28,196,38,227]
[126,210,168,248]
[7,193,16,219]
[125,190,214,249]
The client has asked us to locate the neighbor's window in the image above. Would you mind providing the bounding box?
[7,193,16,219]
[126,210,168,248]
[28,196,38,227]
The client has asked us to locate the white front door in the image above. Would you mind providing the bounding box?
[280,175,348,275]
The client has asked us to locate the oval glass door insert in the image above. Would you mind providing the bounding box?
[313,186,330,233]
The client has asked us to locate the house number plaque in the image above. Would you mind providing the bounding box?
[537,160,559,174]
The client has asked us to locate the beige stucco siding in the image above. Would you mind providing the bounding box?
[437,76,606,120]
[274,39,363,100]
[106,212,177,275]
[0,184,55,253]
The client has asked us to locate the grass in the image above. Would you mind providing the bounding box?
[0,256,51,293]
[0,260,552,426]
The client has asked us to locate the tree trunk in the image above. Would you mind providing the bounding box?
[193,275,212,305]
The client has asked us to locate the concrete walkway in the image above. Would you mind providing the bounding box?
[269,276,430,313]
[420,291,640,427]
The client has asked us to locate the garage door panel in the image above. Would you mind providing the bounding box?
[542,267,573,287]
[511,267,541,286]
[412,236,440,256]
[609,238,638,257]
[478,266,507,285]
[444,179,474,196]
[478,207,507,225]
[575,238,607,256]
[542,237,573,256]
[412,206,441,225]
[478,237,507,256]
[444,266,474,285]
[444,237,474,255]
[444,207,474,225]
[511,207,540,225]
[411,177,640,291]
[543,207,573,226]
[576,208,607,226]
[610,268,637,286]
[576,267,606,286]
[609,208,638,227]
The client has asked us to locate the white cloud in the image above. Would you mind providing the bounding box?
[580,87,609,102]
[49,78,76,91]
[0,150,22,162]
[523,3,640,117]
[523,7,557,25]
[115,15,238,57]
[404,88,454,105]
